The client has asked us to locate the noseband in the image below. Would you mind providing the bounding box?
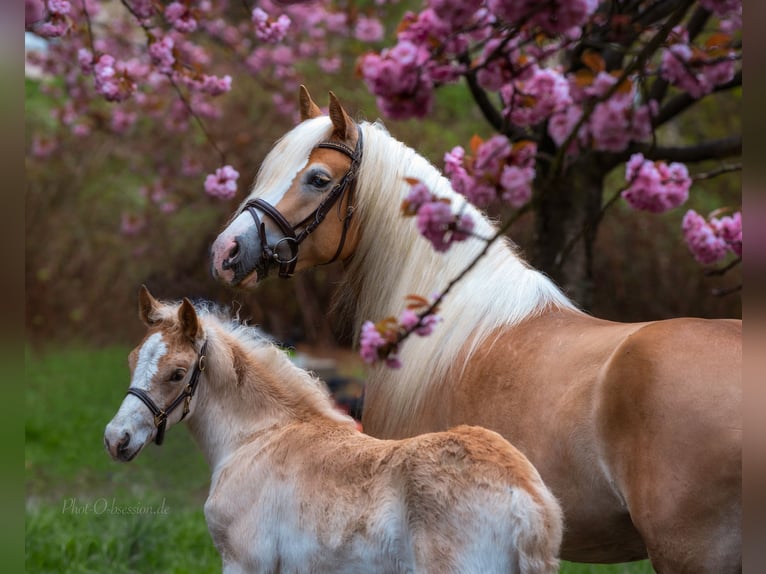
[126,340,208,446]
[243,124,364,278]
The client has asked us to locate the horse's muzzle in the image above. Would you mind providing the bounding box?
[211,224,265,287]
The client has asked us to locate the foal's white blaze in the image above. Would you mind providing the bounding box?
[104,332,168,458]
[133,332,167,389]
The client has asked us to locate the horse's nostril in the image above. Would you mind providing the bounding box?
[118,432,131,452]
[223,241,241,270]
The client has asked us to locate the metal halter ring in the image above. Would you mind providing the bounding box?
[271,236,299,265]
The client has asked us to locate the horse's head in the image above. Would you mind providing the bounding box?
[210,86,362,288]
[104,286,207,461]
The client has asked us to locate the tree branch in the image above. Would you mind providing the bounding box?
[547,0,695,181]
[653,69,741,127]
[628,135,741,162]
[462,59,505,134]
[648,6,711,104]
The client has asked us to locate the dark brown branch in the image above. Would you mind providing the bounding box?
[692,163,741,180]
[712,283,742,297]
[392,202,533,350]
[548,0,695,180]
[654,69,741,126]
[635,0,688,27]
[705,257,741,277]
[629,135,741,162]
[462,59,505,134]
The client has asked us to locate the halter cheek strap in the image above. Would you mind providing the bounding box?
[126,340,208,446]
[243,124,363,279]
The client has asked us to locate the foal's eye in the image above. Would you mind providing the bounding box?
[307,171,332,189]
[169,369,186,382]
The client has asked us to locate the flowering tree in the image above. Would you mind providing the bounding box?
[358,0,742,311]
[25,0,386,220]
[26,0,741,358]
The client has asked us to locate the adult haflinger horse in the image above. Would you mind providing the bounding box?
[104,287,563,573]
[210,87,742,572]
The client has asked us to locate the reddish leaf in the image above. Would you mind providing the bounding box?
[582,50,606,73]
[470,134,483,155]
[574,68,594,87]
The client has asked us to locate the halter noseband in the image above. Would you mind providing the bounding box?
[126,340,208,446]
[243,124,363,279]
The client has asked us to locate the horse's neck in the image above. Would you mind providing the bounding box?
[342,127,576,431]
[186,326,352,470]
[349,127,573,333]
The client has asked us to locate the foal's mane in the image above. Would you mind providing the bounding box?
[251,117,577,428]
[157,300,352,426]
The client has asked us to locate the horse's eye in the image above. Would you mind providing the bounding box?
[308,172,332,189]
[169,369,186,382]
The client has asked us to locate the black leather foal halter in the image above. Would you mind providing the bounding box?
[126,340,208,446]
[243,124,364,278]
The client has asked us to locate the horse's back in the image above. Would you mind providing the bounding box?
[400,425,562,574]
[596,317,741,573]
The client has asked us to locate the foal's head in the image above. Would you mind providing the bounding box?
[210,86,361,288]
[104,286,206,461]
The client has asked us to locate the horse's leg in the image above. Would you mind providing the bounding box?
[597,320,742,573]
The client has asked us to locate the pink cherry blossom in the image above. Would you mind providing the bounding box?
[487,0,598,36]
[699,0,741,17]
[165,2,198,34]
[681,210,731,264]
[48,0,71,16]
[660,30,736,99]
[499,165,534,208]
[474,135,511,179]
[252,8,291,43]
[622,154,691,213]
[93,54,136,102]
[204,165,240,200]
[354,16,384,42]
[502,67,571,127]
[149,36,176,74]
[359,321,391,365]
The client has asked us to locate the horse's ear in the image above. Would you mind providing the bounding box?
[328,91,354,141]
[178,298,200,341]
[138,285,161,326]
[299,85,322,121]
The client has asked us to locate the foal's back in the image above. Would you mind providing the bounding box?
[210,420,562,574]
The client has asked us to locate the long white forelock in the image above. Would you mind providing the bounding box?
[133,332,167,390]
[243,117,335,209]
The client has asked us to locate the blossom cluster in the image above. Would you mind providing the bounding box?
[26,0,389,236]
[660,28,738,99]
[682,209,742,264]
[359,295,441,368]
[204,165,240,200]
[401,179,475,252]
[445,136,536,209]
[621,154,692,214]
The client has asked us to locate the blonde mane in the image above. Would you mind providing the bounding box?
[159,300,353,427]
[251,119,577,427]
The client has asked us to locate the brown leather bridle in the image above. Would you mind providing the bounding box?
[242,124,363,278]
[126,340,208,446]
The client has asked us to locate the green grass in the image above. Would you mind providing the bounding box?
[26,347,654,572]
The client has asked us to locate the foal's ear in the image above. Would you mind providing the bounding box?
[328,91,354,142]
[299,85,322,121]
[138,285,161,326]
[178,298,200,341]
